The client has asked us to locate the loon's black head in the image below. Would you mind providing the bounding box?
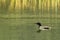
[35,22,42,26]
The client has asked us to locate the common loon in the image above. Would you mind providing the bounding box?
[35,22,51,32]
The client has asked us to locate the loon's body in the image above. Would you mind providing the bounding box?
[39,26,51,30]
[35,22,51,32]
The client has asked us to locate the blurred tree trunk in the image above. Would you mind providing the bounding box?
[5,0,11,11]
[36,0,39,13]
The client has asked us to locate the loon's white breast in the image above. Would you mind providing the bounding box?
[39,26,51,30]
